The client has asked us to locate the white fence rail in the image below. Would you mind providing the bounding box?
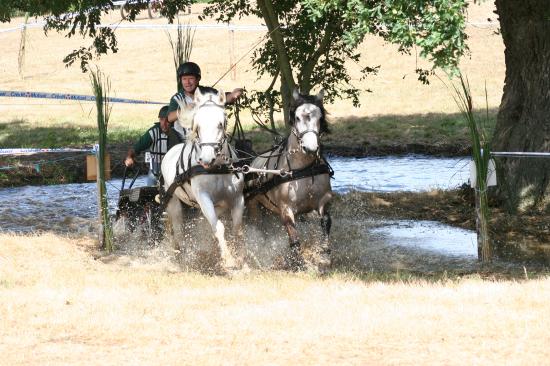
[491,152,550,158]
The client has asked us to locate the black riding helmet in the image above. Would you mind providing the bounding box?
[158,105,169,118]
[177,62,201,79]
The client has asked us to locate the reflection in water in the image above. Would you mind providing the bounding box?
[330,217,480,273]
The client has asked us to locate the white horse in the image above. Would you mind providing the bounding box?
[161,88,245,271]
[245,89,333,270]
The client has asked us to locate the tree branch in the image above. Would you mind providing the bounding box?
[257,0,296,90]
[299,17,335,93]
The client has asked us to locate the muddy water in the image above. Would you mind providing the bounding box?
[0,155,486,273]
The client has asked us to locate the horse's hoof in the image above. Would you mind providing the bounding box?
[218,263,244,277]
[222,257,237,271]
[225,263,251,278]
[315,259,331,276]
[317,249,332,272]
[283,252,306,272]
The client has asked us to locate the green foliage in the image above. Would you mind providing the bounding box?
[1,0,468,127]
[1,0,193,71]
[203,1,376,106]
[303,0,468,81]
[0,122,143,149]
[1,0,467,90]
[317,110,495,151]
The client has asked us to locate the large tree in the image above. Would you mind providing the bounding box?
[493,0,550,213]
[310,0,549,213]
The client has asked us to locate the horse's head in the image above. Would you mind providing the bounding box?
[191,88,227,168]
[289,89,328,155]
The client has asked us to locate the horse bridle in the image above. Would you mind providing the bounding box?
[193,100,227,156]
[291,127,320,153]
[195,136,227,156]
[293,127,319,139]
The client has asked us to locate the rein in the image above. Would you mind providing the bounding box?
[242,132,333,201]
[162,167,234,211]
[160,162,235,210]
[243,157,333,201]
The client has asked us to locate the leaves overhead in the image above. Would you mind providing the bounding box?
[1,0,192,71]
[1,0,467,113]
[303,0,469,80]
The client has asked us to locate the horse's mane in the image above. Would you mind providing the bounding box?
[289,92,330,134]
[176,90,225,143]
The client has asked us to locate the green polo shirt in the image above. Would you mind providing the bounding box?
[133,123,157,154]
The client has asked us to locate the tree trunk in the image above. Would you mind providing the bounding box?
[493,0,550,213]
[257,0,296,125]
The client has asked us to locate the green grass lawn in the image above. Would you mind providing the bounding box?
[0,119,142,149]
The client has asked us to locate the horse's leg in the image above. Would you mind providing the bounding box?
[281,206,304,270]
[166,197,184,254]
[231,194,245,237]
[318,194,333,271]
[195,192,237,270]
[245,197,260,223]
[230,194,248,269]
[320,201,332,238]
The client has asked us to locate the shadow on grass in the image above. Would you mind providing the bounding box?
[322,108,498,156]
[2,109,498,152]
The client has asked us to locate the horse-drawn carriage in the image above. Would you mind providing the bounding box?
[115,88,334,272]
[115,160,164,243]
[116,0,191,20]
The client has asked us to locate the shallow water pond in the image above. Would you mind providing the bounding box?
[0,155,486,272]
[1,155,470,233]
[329,154,470,193]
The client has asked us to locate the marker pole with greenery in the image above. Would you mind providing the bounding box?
[451,74,492,262]
[167,18,195,93]
[17,12,29,77]
[90,68,114,252]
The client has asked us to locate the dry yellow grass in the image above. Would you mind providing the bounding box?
[1,232,550,365]
[0,1,504,131]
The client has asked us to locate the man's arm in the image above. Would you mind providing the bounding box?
[124,129,153,167]
[124,148,137,167]
[225,88,243,104]
[167,93,182,123]
[168,110,178,123]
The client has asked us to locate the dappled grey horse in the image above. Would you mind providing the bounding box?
[161,88,245,272]
[245,89,333,270]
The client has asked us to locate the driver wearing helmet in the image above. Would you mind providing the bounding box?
[124,105,183,186]
[167,61,243,133]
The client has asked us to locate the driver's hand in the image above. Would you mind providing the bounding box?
[124,156,135,167]
[232,88,243,99]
